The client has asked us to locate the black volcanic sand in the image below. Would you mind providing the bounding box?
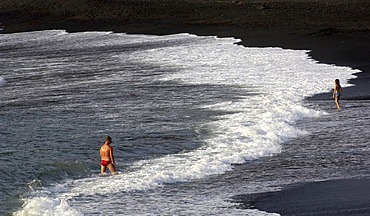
[232,179,370,215]
[1,0,370,215]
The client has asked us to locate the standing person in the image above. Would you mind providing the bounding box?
[333,79,343,110]
[100,136,117,175]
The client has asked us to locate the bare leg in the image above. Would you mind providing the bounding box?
[101,165,107,174]
[335,97,341,110]
[107,164,117,175]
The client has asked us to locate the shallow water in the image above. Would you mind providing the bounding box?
[0,30,363,215]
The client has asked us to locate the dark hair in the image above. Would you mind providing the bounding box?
[106,136,112,141]
[335,79,340,85]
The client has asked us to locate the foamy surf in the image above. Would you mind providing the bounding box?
[14,197,83,216]
[6,31,357,215]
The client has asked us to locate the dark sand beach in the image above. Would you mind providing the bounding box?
[1,0,369,215]
[233,179,370,215]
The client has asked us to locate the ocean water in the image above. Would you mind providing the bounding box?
[0,30,367,215]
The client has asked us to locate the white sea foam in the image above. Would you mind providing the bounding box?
[65,35,356,196]
[0,30,67,45]
[14,197,82,216]
[10,31,357,215]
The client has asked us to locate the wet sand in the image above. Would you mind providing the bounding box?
[233,179,370,215]
[1,1,370,215]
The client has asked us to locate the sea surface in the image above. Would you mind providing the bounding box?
[0,30,368,215]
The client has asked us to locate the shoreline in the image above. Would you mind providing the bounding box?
[232,178,370,215]
[2,23,369,100]
[3,24,370,214]
[1,1,369,97]
[1,1,370,214]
